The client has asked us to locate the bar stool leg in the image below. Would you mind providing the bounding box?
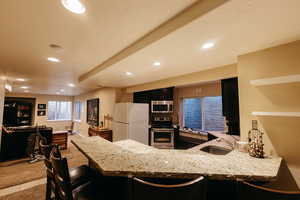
[45,176,52,200]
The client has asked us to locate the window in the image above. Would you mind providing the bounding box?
[48,101,72,121]
[183,96,224,131]
[74,101,82,121]
[183,98,202,130]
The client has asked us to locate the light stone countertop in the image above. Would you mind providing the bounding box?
[71,135,282,181]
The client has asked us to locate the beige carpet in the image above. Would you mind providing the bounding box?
[0,135,88,189]
[0,184,45,200]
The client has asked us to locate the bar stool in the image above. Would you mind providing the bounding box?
[40,140,97,200]
[50,145,102,200]
[131,176,207,200]
[236,179,300,200]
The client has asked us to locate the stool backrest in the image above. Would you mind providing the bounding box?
[132,176,207,200]
[40,139,56,171]
[236,180,300,200]
[50,146,73,200]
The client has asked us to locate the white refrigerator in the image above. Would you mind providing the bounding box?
[112,103,149,144]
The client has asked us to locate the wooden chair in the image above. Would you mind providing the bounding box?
[39,139,58,200]
[50,146,102,200]
[131,176,207,200]
[236,180,300,200]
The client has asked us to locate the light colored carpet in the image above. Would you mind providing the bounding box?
[0,135,88,189]
[0,184,45,200]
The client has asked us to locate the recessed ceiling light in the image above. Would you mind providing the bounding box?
[68,83,75,87]
[61,0,86,14]
[20,86,29,89]
[47,57,60,63]
[126,72,133,76]
[201,42,214,49]
[16,78,26,82]
[153,62,161,67]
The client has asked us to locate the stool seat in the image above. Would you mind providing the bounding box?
[236,180,300,200]
[72,182,102,200]
[70,165,96,189]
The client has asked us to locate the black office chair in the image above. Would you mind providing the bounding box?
[131,176,207,200]
[236,179,300,200]
[50,146,102,200]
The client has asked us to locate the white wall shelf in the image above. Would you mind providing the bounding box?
[250,74,300,86]
[252,112,300,117]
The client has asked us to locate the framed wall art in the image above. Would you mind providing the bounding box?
[37,110,46,116]
[87,98,99,126]
[38,104,46,110]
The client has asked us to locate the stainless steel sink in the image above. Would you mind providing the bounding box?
[200,145,232,155]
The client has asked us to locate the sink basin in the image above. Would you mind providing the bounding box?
[200,145,232,155]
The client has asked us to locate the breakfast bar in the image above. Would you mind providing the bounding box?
[71,135,282,182]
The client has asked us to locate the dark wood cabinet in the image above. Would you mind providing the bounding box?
[133,91,151,104]
[151,87,174,101]
[0,126,52,161]
[133,87,174,103]
[3,97,35,127]
[221,78,240,135]
[88,127,113,142]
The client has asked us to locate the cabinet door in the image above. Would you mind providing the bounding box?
[133,91,151,103]
[151,87,174,101]
[221,77,240,135]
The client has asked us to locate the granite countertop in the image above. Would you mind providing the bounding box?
[71,135,282,181]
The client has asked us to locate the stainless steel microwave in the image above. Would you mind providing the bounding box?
[151,101,173,113]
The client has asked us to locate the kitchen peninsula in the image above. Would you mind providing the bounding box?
[71,135,282,182]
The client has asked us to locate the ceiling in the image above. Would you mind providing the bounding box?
[1,0,300,95]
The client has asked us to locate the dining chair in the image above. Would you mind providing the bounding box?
[236,179,300,200]
[50,145,102,200]
[40,139,59,200]
[131,176,207,200]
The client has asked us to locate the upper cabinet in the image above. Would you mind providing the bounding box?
[221,77,240,135]
[133,87,174,103]
[133,91,151,104]
[151,87,174,101]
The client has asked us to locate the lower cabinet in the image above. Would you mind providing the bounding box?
[0,127,53,161]
[88,127,113,142]
[91,175,238,200]
[207,180,237,200]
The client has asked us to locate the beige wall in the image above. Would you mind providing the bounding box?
[116,88,133,103]
[173,82,221,124]
[126,64,237,93]
[238,40,300,189]
[0,78,5,147]
[73,87,118,136]
[5,93,73,132]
